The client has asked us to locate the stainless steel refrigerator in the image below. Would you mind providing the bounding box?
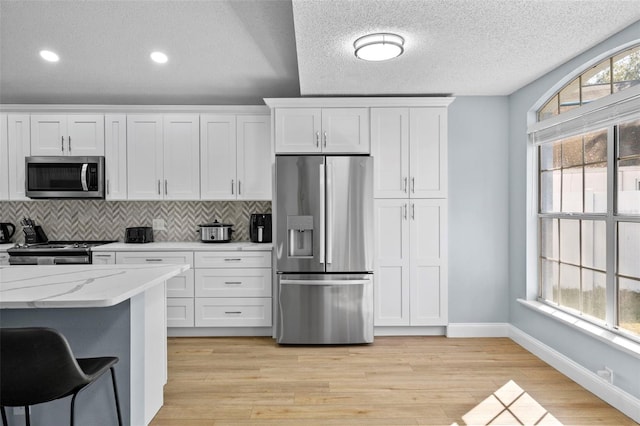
[275,155,373,344]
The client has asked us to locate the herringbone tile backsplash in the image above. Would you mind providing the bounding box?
[0,200,271,243]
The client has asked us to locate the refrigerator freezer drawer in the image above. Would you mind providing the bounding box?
[277,274,374,344]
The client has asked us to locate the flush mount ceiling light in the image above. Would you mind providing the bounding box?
[354,33,404,61]
[39,50,59,62]
[150,51,168,64]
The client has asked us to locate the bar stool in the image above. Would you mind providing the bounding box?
[0,327,123,426]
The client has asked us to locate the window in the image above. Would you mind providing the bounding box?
[538,44,640,121]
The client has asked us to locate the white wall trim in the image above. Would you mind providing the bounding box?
[167,327,272,337]
[374,326,446,336]
[509,324,640,423]
[0,104,270,114]
[264,97,455,108]
[446,322,511,338]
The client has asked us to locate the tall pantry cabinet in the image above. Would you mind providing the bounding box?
[371,101,452,329]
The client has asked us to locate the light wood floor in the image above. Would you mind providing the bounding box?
[150,336,637,425]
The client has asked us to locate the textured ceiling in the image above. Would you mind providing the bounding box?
[1,0,640,105]
[293,0,640,96]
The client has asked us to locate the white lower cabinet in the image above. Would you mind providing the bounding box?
[167,298,195,328]
[374,199,448,327]
[92,252,115,264]
[195,298,272,327]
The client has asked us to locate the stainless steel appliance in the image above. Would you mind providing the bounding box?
[7,241,115,265]
[125,226,154,243]
[197,220,234,243]
[0,223,16,243]
[249,213,272,243]
[275,155,373,344]
[25,156,105,199]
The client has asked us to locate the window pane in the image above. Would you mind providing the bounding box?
[562,167,583,212]
[618,277,640,337]
[540,143,561,170]
[582,269,606,321]
[613,46,640,93]
[584,129,607,163]
[582,60,611,104]
[540,170,561,212]
[582,220,606,271]
[559,78,580,113]
[617,157,640,215]
[559,263,581,310]
[618,222,640,279]
[560,219,580,265]
[618,118,640,158]
[541,259,559,303]
[562,136,583,167]
[540,218,559,260]
[584,162,607,213]
[539,95,559,121]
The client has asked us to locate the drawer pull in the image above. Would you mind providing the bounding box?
[145,259,163,262]
[224,281,242,285]
[224,258,242,262]
[94,254,112,257]
[224,311,242,315]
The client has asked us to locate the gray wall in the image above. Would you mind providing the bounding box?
[508,20,640,399]
[448,97,510,323]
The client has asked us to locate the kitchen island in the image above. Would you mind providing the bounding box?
[0,263,189,426]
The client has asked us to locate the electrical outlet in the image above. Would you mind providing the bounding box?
[152,218,165,231]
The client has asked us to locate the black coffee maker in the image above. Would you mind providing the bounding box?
[249,214,272,243]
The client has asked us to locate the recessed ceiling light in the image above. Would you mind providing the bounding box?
[39,50,60,62]
[150,51,168,64]
[354,33,404,62]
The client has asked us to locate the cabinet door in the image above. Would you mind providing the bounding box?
[7,114,30,200]
[30,114,67,155]
[0,114,8,200]
[274,108,321,153]
[374,199,410,326]
[67,115,105,156]
[127,115,163,200]
[167,298,195,327]
[371,108,409,198]
[409,108,447,198]
[321,108,370,153]
[92,252,115,264]
[237,115,271,200]
[200,114,236,200]
[409,199,447,325]
[105,115,127,200]
[163,114,200,200]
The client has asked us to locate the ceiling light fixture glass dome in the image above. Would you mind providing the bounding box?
[150,51,169,64]
[39,50,60,62]
[354,33,404,61]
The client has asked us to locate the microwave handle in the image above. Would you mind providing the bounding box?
[81,164,88,191]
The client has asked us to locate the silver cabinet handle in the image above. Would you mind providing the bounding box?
[224,281,242,285]
[323,131,327,147]
[238,180,241,195]
[68,136,71,153]
[224,258,242,262]
[404,203,408,220]
[61,136,64,153]
[145,258,163,262]
[164,179,168,195]
[157,180,161,195]
[224,311,242,315]
[403,177,408,193]
[411,177,415,193]
[231,179,234,195]
[106,179,110,195]
[315,131,320,147]
[94,254,112,258]
[411,203,415,220]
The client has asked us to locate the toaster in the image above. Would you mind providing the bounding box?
[249,213,272,243]
[125,226,154,243]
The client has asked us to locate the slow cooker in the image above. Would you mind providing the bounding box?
[197,220,234,243]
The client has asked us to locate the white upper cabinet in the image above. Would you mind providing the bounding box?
[274,108,369,154]
[0,114,8,200]
[127,114,200,200]
[30,114,104,156]
[104,114,127,200]
[7,114,30,200]
[201,114,271,200]
[371,107,448,198]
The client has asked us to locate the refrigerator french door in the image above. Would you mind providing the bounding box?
[275,155,373,344]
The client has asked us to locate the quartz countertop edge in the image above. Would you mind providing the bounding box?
[92,241,273,251]
[0,264,189,309]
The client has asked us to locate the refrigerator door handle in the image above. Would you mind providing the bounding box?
[319,163,325,264]
[280,279,371,286]
[326,162,333,264]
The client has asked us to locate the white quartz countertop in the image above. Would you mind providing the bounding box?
[92,241,272,252]
[0,264,189,309]
[0,243,14,252]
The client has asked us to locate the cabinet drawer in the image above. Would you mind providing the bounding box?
[167,269,195,298]
[195,298,272,327]
[92,252,115,264]
[116,251,194,267]
[195,268,271,298]
[167,298,194,327]
[194,251,271,268]
[0,253,9,266]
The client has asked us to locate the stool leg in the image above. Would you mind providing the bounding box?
[1,406,7,426]
[24,406,30,426]
[110,367,123,426]
[70,393,78,426]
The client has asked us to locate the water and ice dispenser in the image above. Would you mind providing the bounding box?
[287,216,314,257]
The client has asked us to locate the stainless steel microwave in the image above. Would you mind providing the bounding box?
[25,156,105,199]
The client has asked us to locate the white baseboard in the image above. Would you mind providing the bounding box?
[509,325,640,423]
[167,327,273,337]
[375,326,446,336]
[446,322,510,338]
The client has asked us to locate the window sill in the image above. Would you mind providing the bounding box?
[517,299,640,359]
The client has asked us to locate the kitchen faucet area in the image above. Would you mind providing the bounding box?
[1,1,639,425]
